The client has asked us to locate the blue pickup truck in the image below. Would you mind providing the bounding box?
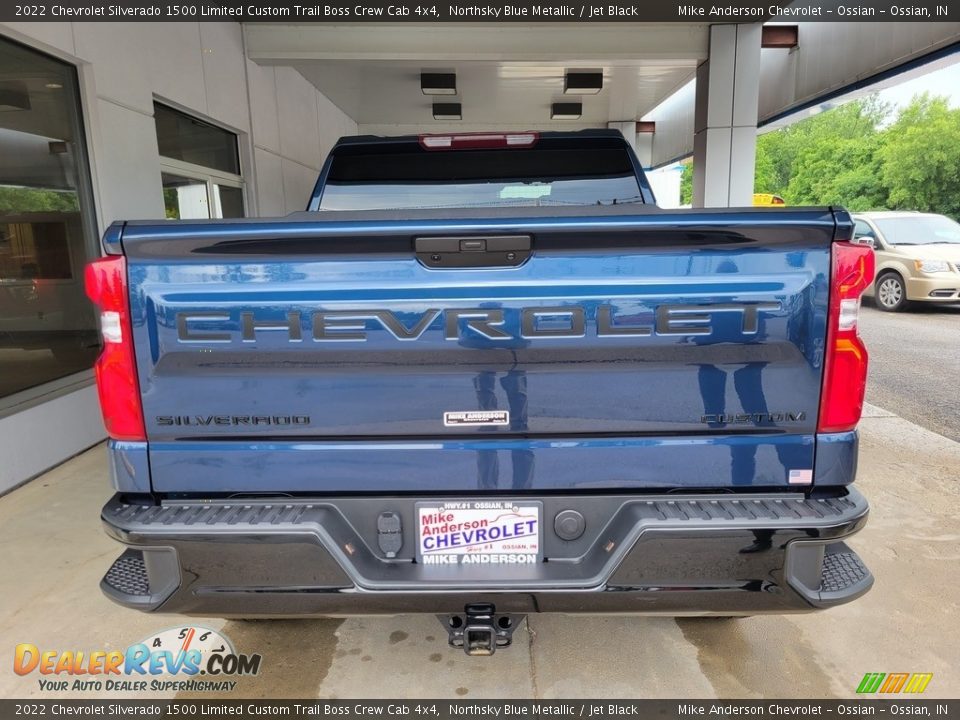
[87,130,875,655]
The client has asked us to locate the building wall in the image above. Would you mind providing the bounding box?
[0,21,357,493]
[0,386,105,493]
[646,79,696,168]
[0,22,358,225]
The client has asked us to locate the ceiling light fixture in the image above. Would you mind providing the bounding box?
[421,73,457,95]
[433,102,462,121]
[564,72,603,95]
[551,102,582,120]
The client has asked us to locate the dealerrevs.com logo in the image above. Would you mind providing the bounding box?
[13,626,261,693]
[856,672,934,694]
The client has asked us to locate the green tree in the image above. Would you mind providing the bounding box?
[753,142,778,197]
[0,186,79,213]
[754,96,891,209]
[680,92,960,217]
[878,94,960,218]
[784,135,886,210]
[679,161,693,205]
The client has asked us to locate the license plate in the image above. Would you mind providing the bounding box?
[416,500,542,567]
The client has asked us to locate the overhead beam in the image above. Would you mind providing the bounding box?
[244,23,710,63]
[761,25,798,49]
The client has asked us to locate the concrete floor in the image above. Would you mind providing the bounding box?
[1,401,958,700]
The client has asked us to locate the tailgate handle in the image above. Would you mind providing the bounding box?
[415,235,531,269]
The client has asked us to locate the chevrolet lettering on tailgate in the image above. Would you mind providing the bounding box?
[175,302,783,343]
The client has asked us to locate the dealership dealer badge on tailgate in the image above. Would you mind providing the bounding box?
[417,501,541,566]
[443,410,509,427]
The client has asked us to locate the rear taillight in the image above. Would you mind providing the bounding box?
[419,132,539,150]
[817,241,876,433]
[84,255,145,441]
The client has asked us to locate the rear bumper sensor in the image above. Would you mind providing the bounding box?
[100,488,870,616]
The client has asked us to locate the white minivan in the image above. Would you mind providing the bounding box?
[853,211,960,312]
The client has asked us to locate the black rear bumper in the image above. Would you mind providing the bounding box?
[100,489,872,617]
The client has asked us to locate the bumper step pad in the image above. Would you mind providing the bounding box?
[786,541,874,608]
[103,549,150,597]
[821,550,870,594]
[100,547,180,610]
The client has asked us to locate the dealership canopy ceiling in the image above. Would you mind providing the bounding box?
[293,59,700,128]
[245,24,709,130]
[244,22,960,154]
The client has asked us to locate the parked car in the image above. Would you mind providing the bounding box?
[853,211,960,312]
[87,131,876,655]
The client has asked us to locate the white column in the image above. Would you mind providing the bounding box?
[692,24,761,208]
[633,131,653,169]
[607,121,637,150]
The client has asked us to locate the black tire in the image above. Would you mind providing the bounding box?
[875,272,909,312]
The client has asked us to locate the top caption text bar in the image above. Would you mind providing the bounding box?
[3,0,957,22]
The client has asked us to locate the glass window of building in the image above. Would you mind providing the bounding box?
[0,37,100,403]
[154,103,245,220]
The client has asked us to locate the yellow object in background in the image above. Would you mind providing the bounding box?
[753,193,786,206]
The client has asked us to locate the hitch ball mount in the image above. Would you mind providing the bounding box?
[439,603,525,656]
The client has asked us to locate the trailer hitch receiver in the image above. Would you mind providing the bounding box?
[440,603,524,656]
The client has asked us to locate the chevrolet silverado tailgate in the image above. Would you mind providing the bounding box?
[119,207,836,494]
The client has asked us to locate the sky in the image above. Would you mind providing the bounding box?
[875,60,960,109]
